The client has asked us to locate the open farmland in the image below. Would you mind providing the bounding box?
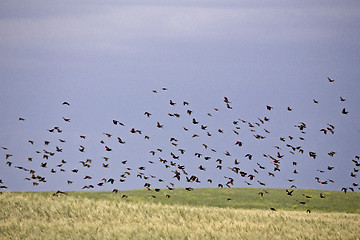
[0,189,359,239]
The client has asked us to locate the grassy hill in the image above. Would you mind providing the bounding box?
[1,188,359,239]
[66,188,359,213]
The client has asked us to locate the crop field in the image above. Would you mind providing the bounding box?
[0,188,359,239]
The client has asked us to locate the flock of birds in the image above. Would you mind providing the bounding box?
[0,77,359,210]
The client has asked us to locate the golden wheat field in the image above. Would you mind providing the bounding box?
[0,190,359,240]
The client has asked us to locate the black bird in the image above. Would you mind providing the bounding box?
[303,194,312,198]
[53,190,67,196]
[62,117,70,122]
[224,97,231,103]
[286,189,293,196]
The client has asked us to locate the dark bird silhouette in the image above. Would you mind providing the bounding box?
[62,117,70,122]
[224,97,231,103]
[53,190,68,197]
[257,180,265,186]
[342,108,348,114]
[309,152,317,159]
[77,145,84,152]
[303,194,312,198]
[286,189,293,196]
[157,122,164,128]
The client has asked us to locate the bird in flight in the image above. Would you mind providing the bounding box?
[63,117,70,122]
[224,97,231,103]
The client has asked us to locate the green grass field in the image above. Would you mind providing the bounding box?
[1,188,359,239]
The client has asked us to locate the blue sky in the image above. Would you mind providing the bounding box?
[0,1,359,192]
